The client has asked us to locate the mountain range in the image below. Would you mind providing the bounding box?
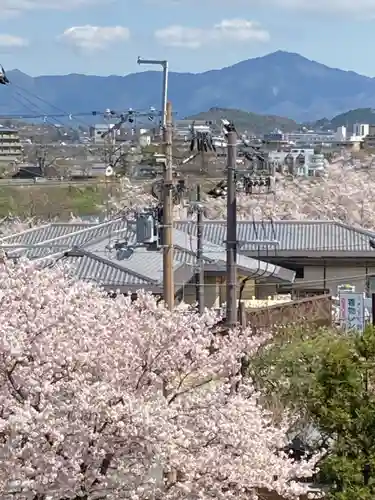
[3,51,375,122]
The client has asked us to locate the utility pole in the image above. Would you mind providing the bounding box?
[187,127,214,314]
[163,101,174,309]
[196,154,204,313]
[137,57,168,129]
[226,130,237,327]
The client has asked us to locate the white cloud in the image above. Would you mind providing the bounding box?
[155,19,269,49]
[0,34,28,47]
[60,25,130,50]
[213,19,270,41]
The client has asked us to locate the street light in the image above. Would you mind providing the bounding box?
[137,57,168,130]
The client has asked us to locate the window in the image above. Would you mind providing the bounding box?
[295,267,304,279]
[283,264,304,279]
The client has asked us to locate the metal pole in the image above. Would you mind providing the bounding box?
[161,61,168,129]
[163,101,174,309]
[137,57,168,132]
[226,130,237,327]
[196,180,204,313]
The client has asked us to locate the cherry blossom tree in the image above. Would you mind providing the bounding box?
[0,217,36,237]
[0,260,321,499]
[107,177,155,215]
[203,163,375,228]
[106,161,375,230]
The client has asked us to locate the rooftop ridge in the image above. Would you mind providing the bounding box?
[0,222,51,242]
[177,219,354,225]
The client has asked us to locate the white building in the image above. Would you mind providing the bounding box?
[89,124,117,144]
[138,132,151,147]
[269,148,325,177]
[353,123,369,139]
[284,131,335,144]
[335,126,347,141]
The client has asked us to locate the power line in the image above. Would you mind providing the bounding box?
[11,83,93,129]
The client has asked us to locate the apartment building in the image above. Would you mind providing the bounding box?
[0,127,22,163]
[363,124,375,149]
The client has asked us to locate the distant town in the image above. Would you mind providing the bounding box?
[0,112,373,181]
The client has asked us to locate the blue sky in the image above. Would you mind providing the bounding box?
[0,0,374,77]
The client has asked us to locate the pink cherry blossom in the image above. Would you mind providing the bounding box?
[0,259,321,499]
[203,162,375,228]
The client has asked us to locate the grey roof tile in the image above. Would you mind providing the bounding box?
[175,220,375,254]
[39,254,152,287]
[1,219,300,288]
[82,226,293,282]
[0,218,130,249]
[83,229,195,284]
[0,223,95,245]
[172,228,295,282]
[68,254,151,286]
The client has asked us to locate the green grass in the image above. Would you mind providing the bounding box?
[0,184,113,219]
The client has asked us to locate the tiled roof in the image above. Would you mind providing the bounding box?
[86,238,188,284]
[175,220,375,254]
[0,219,129,247]
[171,228,294,282]
[44,254,152,287]
[1,219,298,289]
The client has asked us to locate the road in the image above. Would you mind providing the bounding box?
[0,175,224,189]
[0,178,119,187]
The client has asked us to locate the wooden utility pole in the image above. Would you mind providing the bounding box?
[163,101,174,309]
[226,130,237,327]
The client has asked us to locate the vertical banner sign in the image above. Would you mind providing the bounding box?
[339,291,365,333]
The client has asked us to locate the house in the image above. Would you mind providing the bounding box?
[175,220,375,297]
[12,164,43,178]
[0,218,295,308]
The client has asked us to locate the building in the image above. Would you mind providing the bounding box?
[66,162,108,178]
[353,123,369,139]
[363,124,375,149]
[138,131,151,147]
[12,163,43,178]
[269,149,325,176]
[0,218,295,308]
[262,129,289,150]
[175,220,375,298]
[89,124,117,144]
[263,130,285,142]
[284,131,336,145]
[7,218,375,304]
[174,119,221,141]
[334,126,347,141]
[331,139,362,152]
[0,126,22,164]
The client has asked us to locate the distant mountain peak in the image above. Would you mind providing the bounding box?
[1,52,374,122]
[8,69,29,76]
[267,49,305,57]
[259,50,327,68]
